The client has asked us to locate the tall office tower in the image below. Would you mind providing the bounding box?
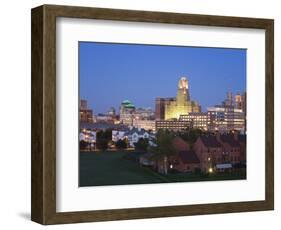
[155,97,175,120]
[235,92,242,110]
[80,99,88,110]
[223,91,233,106]
[164,77,201,120]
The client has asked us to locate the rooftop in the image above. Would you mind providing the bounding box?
[200,135,221,148]
[172,137,189,151]
[178,150,200,164]
[220,135,240,147]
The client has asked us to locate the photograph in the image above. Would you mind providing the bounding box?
[78,42,247,187]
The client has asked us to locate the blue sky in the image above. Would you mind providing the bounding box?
[79,42,246,113]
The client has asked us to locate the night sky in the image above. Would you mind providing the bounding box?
[79,42,246,113]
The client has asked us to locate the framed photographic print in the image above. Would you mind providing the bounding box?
[31,4,274,225]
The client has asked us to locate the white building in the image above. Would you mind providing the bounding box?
[112,127,151,147]
[126,127,150,147]
[79,129,97,149]
[112,130,127,142]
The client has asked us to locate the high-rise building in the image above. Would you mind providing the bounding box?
[165,77,201,120]
[223,91,233,106]
[155,77,201,121]
[155,97,175,120]
[119,100,136,126]
[207,106,245,133]
[80,99,88,110]
[79,99,93,123]
[235,93,241,109]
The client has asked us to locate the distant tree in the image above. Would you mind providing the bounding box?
[134,138,149,151]
[179,128,204,148]
[79,140,88,150]
[97,129,112,140]
[116,139,127,149]
[96,138,108,150]
[149,129,178,175]
[96,129,112,151]
[103,129,113,140]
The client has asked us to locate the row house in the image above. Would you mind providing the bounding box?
[193,135,223,173]
[217,134,241,165]
[193,133,246,173]
[169,137,200,173]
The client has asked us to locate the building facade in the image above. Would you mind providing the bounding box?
[135,107,155,120]
[207,105,245,133]
[119,100,136,126]
[170,137,200,173]
[155,97,175,120]
[155,77,201,121]
[155,119,191,131]
[80,99,88,110]
[133,119,156,132]
[179,112,208,130]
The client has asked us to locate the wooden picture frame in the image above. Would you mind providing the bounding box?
[31,4,274,225]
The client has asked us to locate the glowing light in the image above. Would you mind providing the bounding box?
[208,168,213,173]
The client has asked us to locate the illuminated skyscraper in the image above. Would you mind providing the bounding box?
[155,97,175,120]
[164,77,201,120]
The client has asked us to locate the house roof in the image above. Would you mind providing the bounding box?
[179,151,200,164]
[200,135,221,148]
[220,135,240,147]
[125,127,148,136]
[172,137,189,151]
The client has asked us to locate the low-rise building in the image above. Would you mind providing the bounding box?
[135,107,155,120]
[155,119,191,131]
[80,109,93,123]
[170,137,200,173]
[193,133,245,173]
[112,130,127,142]
[207,105,245,133]
[179,112,208,130]
[133,119,156,132]
[112,127,151,147]
[193,135,223,173]
[237,133,246,163]
[125,127,150,147]
[79,129,96,150]
[217,133,241,165]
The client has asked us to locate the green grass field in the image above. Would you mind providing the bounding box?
[79,151,246,187]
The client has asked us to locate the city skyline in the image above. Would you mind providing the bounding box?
[79,42,246,114]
